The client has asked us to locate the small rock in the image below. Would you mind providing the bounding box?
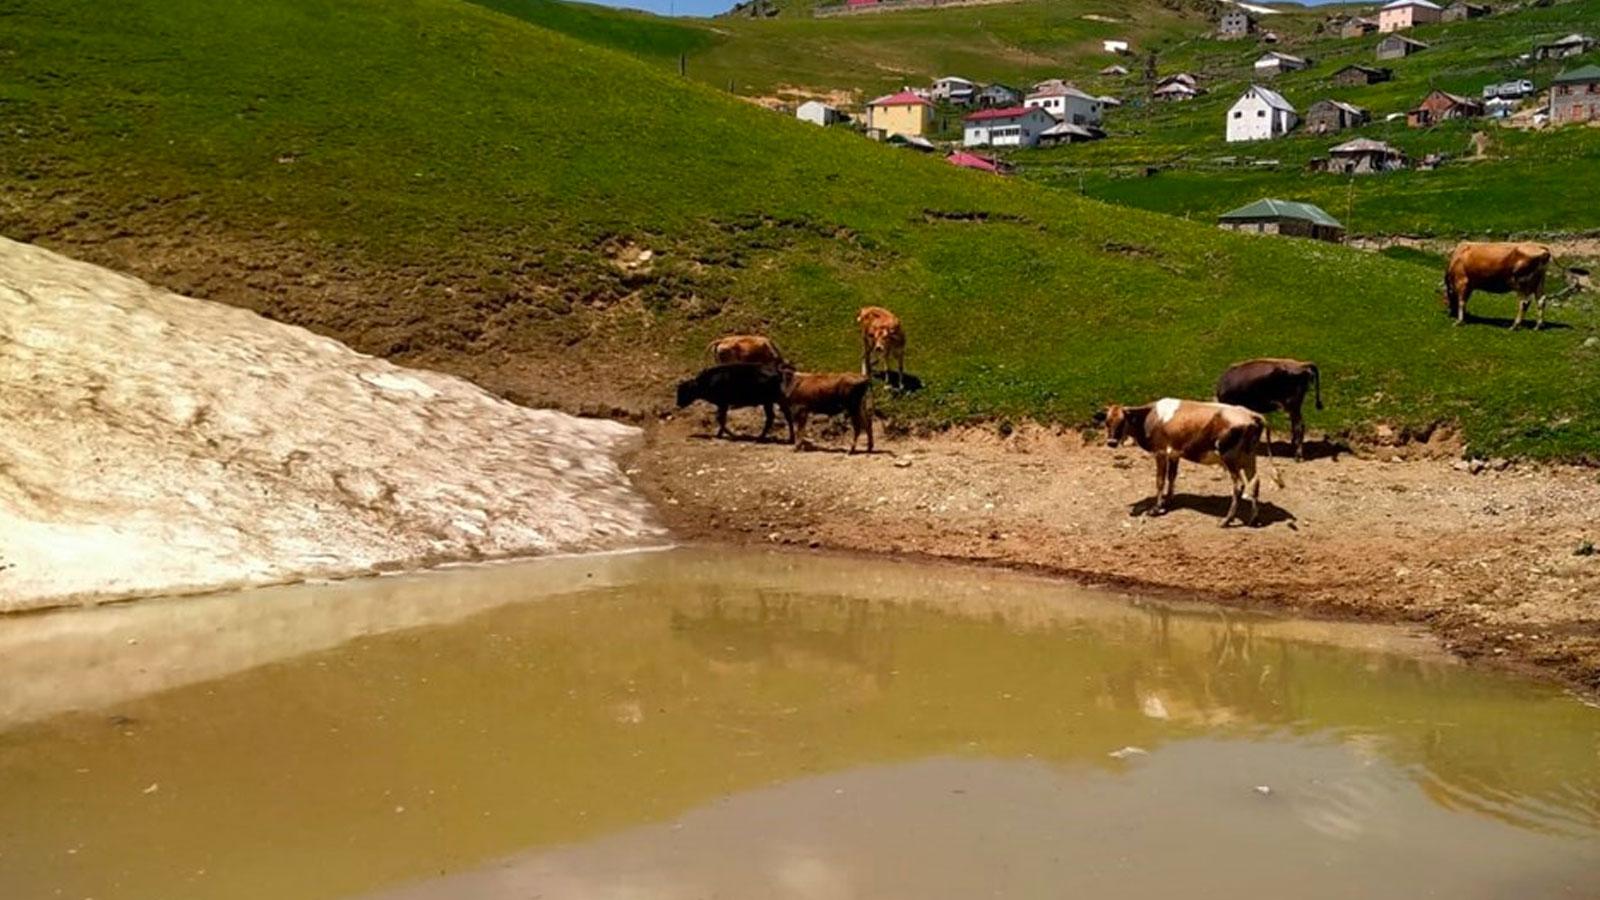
[1583,336,1598,348]
[1452,460,1472,472]
[1574,540,1595,557]
[1254,785,1272,796]
[143,782,160,795]
[1489,457,1511,471]
[893,458,912,468]
[1468,459,1487,475]
[1108,746,1148,760]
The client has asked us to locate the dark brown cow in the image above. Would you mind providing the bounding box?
[1215,358,1322,460]
[1099,398,1282,527]
[1444,241,1552,330]
[856,306,906,387]
[781,371,874,453]
[676,364,787,441]
[708,334,786,367]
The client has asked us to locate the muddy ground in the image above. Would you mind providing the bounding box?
[635,411,1600,696]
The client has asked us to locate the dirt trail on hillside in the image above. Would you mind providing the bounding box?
[636,415,1600,695]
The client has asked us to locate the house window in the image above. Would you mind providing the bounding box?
[1257,110,1266,117]
[1234,111,1243,118]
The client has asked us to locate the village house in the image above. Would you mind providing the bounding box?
[1407,88,1484,127]
[1378,0,1442,32]
[1377,34,1429,60]
[976,84,1022,108]
[1551,64,1600,125]
[1025,83,1104,126]
[1341,16,1380,38]
[1219,9,1255,39]
[1100,64,1130,77]
[1103,39,1131,55]
[1534,33,1597,61]
[1218,198,1345,243]
[1227,84,1298,142]
[795,100,844,126]
[1306,98,1370,133]
[962,106,1055,148]
[1441,1,1489,21]
[1326,137,1408,173]
[1333,64,1393,86]
[1154,72,1203,101]
[1254,51,1310,77]
[932,76,979,106]
[865,90,934,138]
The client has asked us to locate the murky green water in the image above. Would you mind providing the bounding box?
[1,548,1597,900]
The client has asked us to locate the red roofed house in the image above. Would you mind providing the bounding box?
[961,105,1056,148]
[866,90,934,138]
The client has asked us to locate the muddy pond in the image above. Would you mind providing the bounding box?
[2,548,1597,899]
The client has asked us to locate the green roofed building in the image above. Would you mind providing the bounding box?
[1218,198,1346,243]
[1552,65,1600,126]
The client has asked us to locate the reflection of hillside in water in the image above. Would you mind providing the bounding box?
[670,590,896,691]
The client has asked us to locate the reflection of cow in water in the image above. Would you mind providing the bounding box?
[669,596,895,688]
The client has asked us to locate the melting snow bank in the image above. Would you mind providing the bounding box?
[0,238,665,611]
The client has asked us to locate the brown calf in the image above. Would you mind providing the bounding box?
[856,306,906,387]
[708,334,786,367]
[1444,241,1552,330]
[1099,398,1282,527]
[782,371,874,453]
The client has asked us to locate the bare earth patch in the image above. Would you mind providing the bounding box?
[636,415,1600,696]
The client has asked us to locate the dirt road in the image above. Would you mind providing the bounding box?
[636,413,1600,695]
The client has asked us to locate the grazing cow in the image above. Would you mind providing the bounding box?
[708,334,786,367]
[1443,241,1552,329]
[781,371,874,453]
[1215,358,1323,460]
[1098,398,1282,527]
[675,364,787,441]
[856,306,906,387]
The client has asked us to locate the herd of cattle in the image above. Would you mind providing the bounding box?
[675,241,1579,527]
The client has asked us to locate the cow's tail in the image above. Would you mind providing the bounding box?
[1259,417,1285,489]
[1443,270,1459,318]
[1310,364,1323,411]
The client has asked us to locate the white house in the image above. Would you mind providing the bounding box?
[1227,85,1298,142]
[1253,51,1309,76]
[1103,39,1130,54]
[962,105,1056,148]
[796,100,843,126]
[932,76,979,105]
[1024,84,1104,126]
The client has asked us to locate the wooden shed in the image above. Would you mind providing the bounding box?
[1218,198,1345,243]
[1407,89,1484,127]
[1333,65,1393,87]
[1306,99,1370,133]
[1377,34,1429,60]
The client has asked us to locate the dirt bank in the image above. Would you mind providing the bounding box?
[635,414,1600,695]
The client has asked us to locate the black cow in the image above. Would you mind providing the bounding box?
[1214,358,1322,460]
[675,363,788,440]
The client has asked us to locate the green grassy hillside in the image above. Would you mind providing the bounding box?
[3,0,1599,457]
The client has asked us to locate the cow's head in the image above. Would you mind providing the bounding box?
[675,377,699,408]
[1097,405,1128,448]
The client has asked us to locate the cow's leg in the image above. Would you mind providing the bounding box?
[896,346,907,391]
[1511,292,1529,330]
[783,405,796,444]
[1536,291,1548,330]
[1164,457,1179,507]
[850,402,874,454]
[1242,453,1261,525]
[791,409,810,451]
[1150,455,1167,515]
[1456,284,1471,325]
[861,334,874,377]
[760,403,775,441]
[1221,460,1243,527]
[716,404,730,439]
[1287,399,1306,461]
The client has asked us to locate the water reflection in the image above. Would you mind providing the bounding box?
[0,548,1595,900]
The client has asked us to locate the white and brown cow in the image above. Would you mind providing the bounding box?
[1099,398,1283,527]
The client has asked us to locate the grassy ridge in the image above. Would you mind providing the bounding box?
[3,0,1600,456]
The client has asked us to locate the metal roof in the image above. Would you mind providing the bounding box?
[1382,0,1441,9]
[1329,137,1399,154]
[1219,198,1343,229]
[1555,64,1600,83]
[1236,84,1295,113]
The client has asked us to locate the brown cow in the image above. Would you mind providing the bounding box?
[1099,398,1282,527]
[708,334,786,367]
[781,371,874,453]
[1214,358,1322,460]
[1444,241,1552,330]
[856,306,906,387]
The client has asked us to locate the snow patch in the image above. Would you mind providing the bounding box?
[0,238,665,610]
